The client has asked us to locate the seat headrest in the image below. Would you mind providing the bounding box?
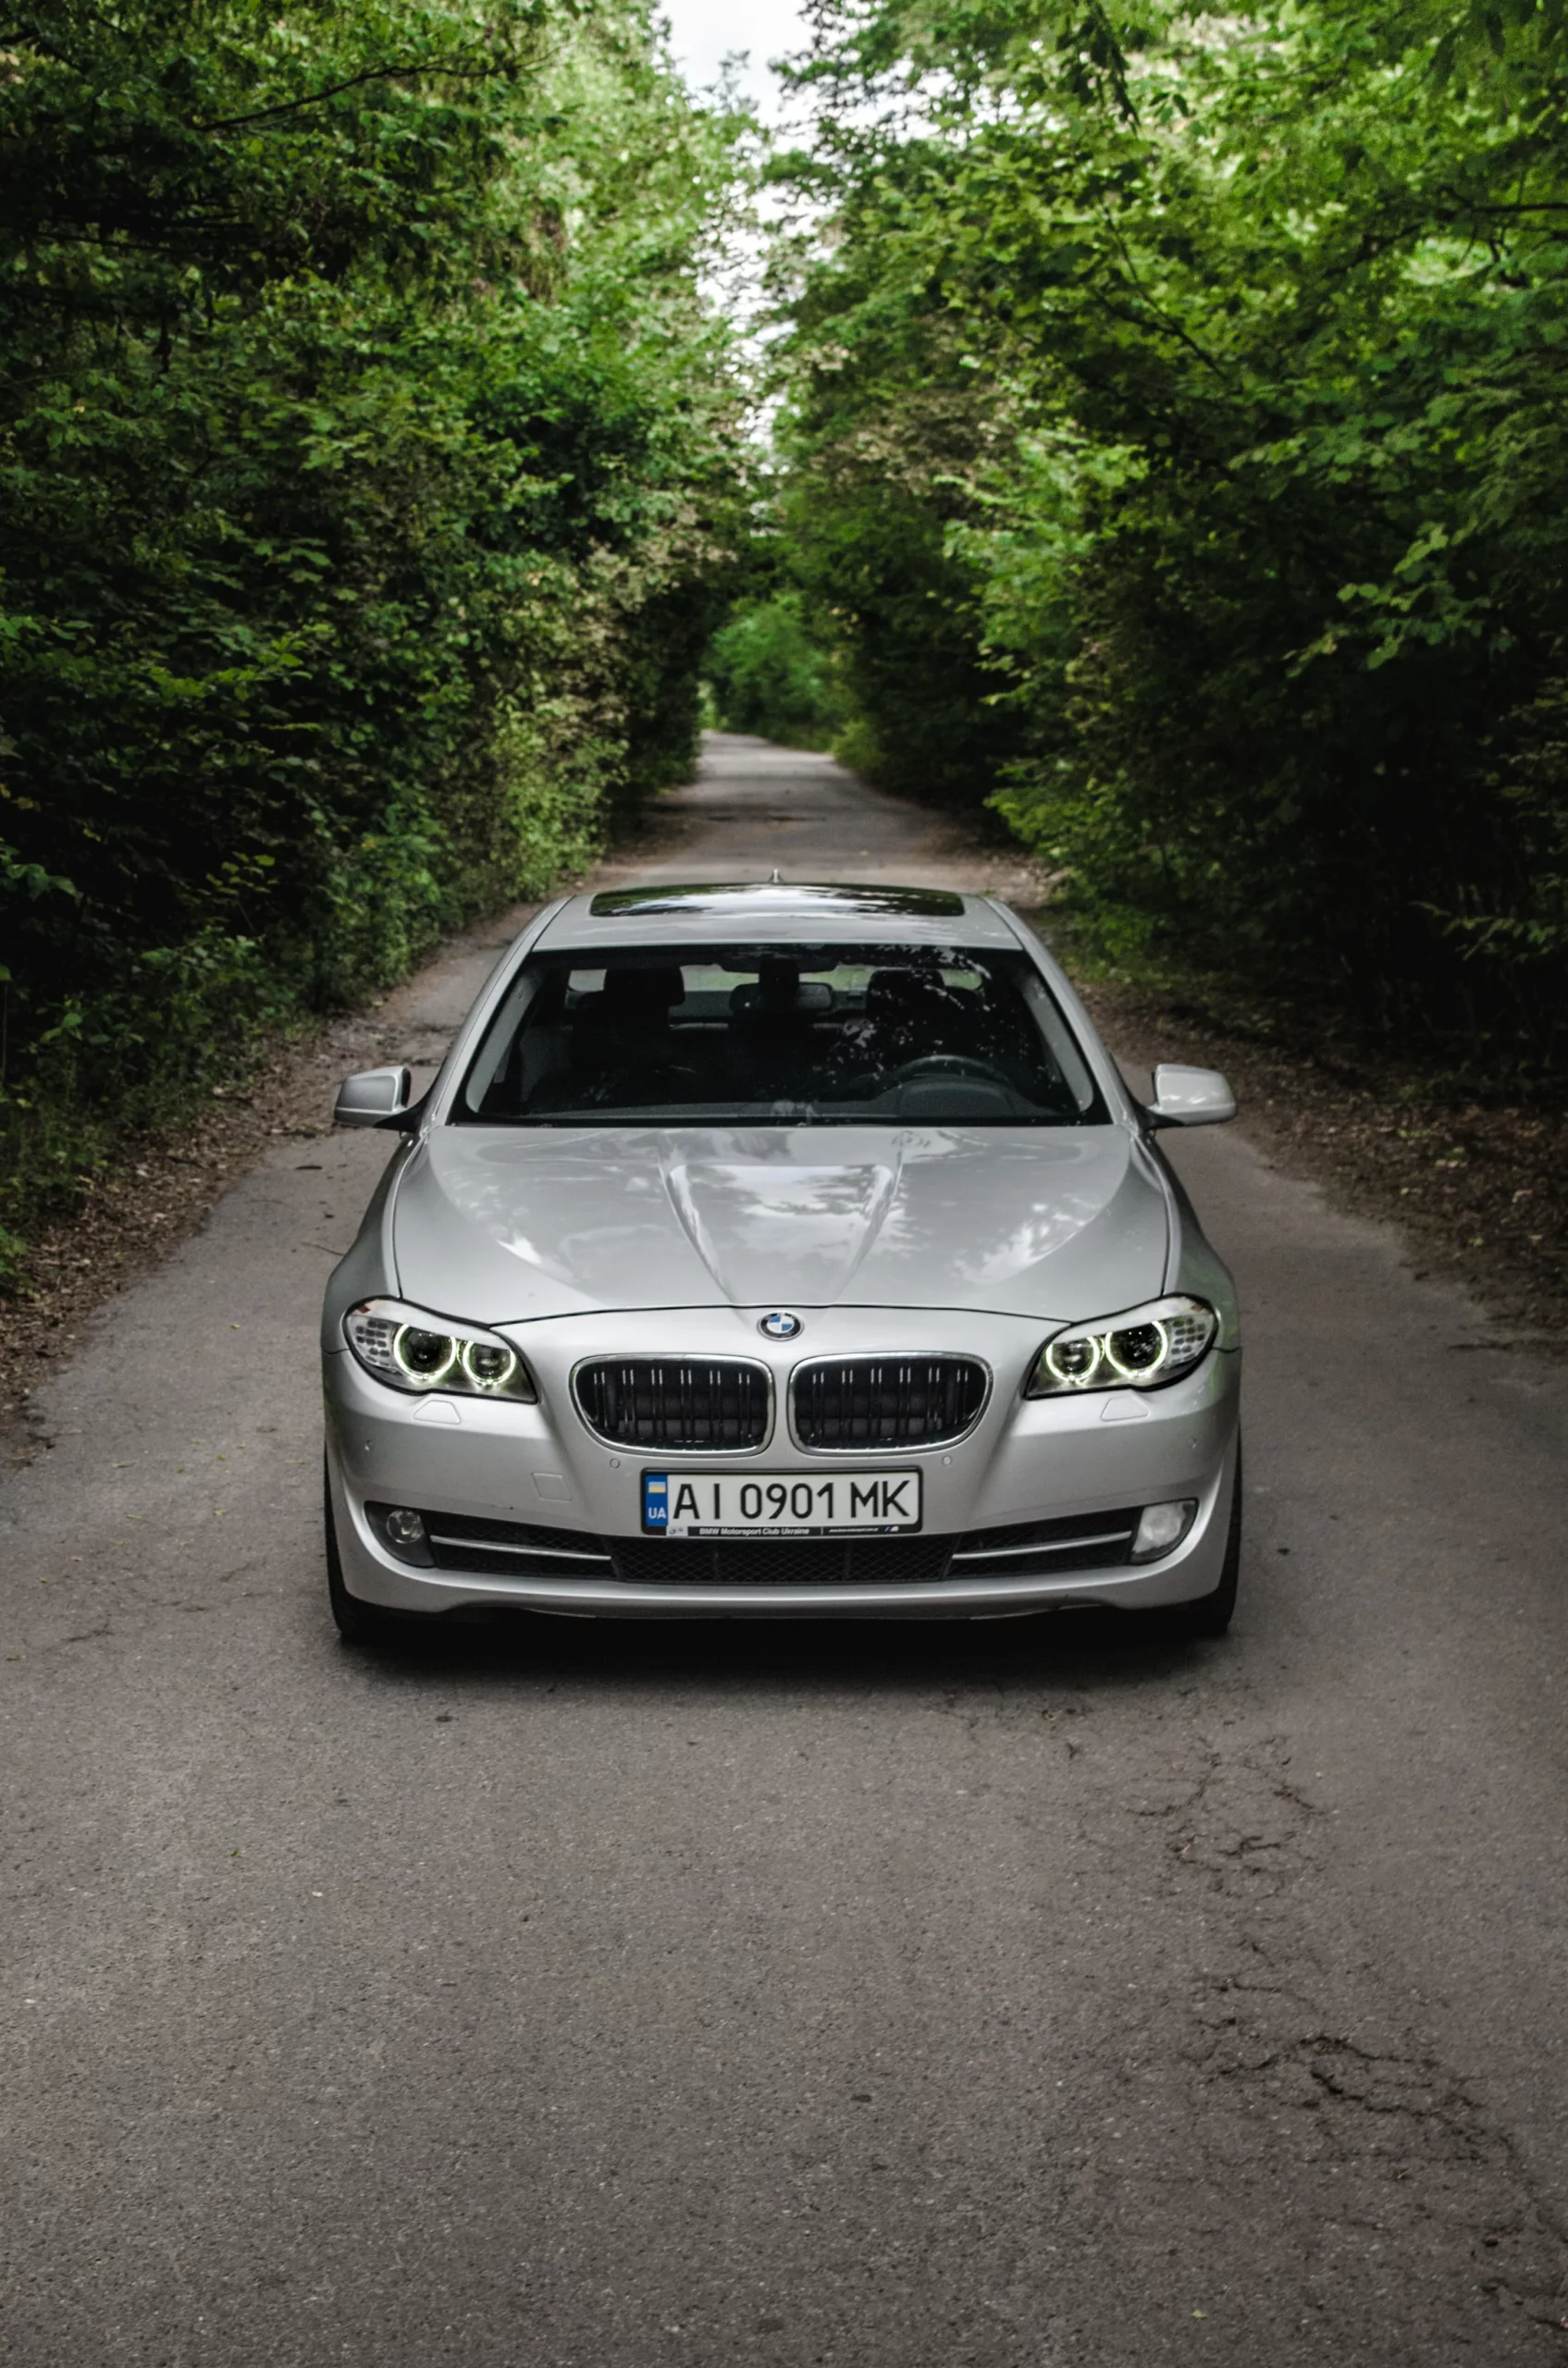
[601,966,685,1011]
[866,967,949,1018]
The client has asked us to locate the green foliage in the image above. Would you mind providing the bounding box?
[770,0,1568,1074]
[764,231,1032,805]
[0,0,748,1261]
[708,593,845,748]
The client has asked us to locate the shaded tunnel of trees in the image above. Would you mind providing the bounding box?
[4,0,1566,1272]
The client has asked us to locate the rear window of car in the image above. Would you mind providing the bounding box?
[453,943,1108,1127]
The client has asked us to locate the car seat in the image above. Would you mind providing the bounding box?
[864,967,974,1064]
[570,965,689,1102]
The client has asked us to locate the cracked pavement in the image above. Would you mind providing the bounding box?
[2,735,1567,2364]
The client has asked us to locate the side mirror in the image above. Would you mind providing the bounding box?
[1146,1063,1236,1128]
[334,1066,414,1128]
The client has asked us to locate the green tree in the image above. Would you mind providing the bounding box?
[0,0,750,1261]
[771,0,1568,1067]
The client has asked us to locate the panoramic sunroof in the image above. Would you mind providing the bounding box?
[587,882,967,918]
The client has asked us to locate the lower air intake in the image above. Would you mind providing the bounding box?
[574,1359,771,1450]
[792,1357,988,1449]
[611,1536,955,1587]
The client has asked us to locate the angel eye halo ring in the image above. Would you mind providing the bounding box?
[392,1326,457,1386]
[1026,1295,1217,1397]
[461,1338,519,1390]
[343,1299,536,1402]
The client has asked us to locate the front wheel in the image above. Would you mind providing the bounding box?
[1166,1441,1242,1638]
[324,1462,399,1646]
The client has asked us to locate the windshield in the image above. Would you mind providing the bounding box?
[454,943,1107,1127]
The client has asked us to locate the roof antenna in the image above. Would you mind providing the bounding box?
[768,867,783,884]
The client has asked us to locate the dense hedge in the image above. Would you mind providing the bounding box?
[769,0,1568,1080]
[0,1,747,1270]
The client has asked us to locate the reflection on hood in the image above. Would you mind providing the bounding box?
[389,1125,1169,1326]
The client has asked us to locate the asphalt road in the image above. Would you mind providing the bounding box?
[4,734,1567,2366]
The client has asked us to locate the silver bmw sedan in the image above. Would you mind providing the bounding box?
[321,882,1241,1639]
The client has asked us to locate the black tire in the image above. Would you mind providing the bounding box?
[1166,1439,1242,1638]
[324,1461,399,1645]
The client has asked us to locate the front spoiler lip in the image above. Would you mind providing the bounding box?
[351,1564,1183,1619]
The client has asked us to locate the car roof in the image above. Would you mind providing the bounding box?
[533,881,1026,952]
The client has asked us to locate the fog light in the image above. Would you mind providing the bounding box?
[364,1500,434,1567]
[373,1505,434,1567]
[1131,1498,1197,1562]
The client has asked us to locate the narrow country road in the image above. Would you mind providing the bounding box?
[4,735,1567,2366]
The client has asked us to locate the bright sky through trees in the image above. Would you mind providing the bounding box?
[658,0,808,115]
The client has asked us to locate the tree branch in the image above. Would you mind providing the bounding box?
[189,59,500,134]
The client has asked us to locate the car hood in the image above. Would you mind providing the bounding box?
[389,1125,1169,1326]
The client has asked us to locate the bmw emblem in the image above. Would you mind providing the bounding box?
[759,1311,803,1340]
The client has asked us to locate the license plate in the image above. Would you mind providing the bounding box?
[642,1470,922,1537]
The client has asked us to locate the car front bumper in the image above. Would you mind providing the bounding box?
[323,1304,1241,1621]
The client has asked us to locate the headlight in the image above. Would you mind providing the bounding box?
[342,1299,537,1401]
[1024,1295,1216,1396]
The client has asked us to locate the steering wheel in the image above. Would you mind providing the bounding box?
[888,1053,1010,1086]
